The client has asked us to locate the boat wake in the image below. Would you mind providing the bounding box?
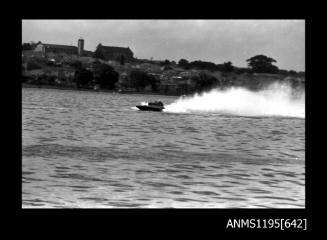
[164,82,305,119]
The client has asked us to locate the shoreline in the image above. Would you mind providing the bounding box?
[21,83,182,96]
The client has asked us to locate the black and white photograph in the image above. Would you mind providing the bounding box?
[22,19,305,209]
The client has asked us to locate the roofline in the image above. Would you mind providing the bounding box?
[99,45,133,51]
[39,43,78,49]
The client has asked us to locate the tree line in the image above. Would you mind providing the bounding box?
[177,54,302,75]
[23,58,226,93]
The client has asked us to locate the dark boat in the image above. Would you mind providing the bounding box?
[136,101,165,112]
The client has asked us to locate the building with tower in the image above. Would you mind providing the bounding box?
[32,38,133,60]
[94,44,134,62]
[33,41,78,57]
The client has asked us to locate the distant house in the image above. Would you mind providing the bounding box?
[95,44,134,62]
[34,42,78,57]
[33,38,92,58]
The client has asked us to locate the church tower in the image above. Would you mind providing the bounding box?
[78,38,84,56]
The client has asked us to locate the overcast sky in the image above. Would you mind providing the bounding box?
[22,20,305,71]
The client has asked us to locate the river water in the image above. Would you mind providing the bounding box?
[22,87,305,208]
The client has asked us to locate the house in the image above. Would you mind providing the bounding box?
[32,38,93,58]
[95,44,134,62]
[34,42,78,57]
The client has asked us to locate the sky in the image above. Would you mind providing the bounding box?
[22,20,305,71]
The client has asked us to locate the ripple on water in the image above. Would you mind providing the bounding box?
[48,173,103,182]
[22,88,305,208]
[192,191,220,196]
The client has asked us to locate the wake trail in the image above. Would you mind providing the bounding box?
[164,82,305,118]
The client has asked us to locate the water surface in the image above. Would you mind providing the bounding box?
[22,88,305,208]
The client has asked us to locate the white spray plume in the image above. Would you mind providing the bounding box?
[164,82,305,118]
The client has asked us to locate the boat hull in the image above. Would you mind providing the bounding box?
[136,105,164,111]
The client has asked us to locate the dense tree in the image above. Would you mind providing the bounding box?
[22,42,38,50]
[129,70,150,90]
[129,69,157,91]
[93,59,101,65]
[22,75,30,83]
[148,74,159,91]
[93,64,119,89]
[189,60,217,71]
[26,60,42,71]
[220,61,234,72]
[277,69,289,75]
[74,68,93,87]
[178,59,190,69]
[70,60,82,70]
[298,71,305,78]
[192,72,218,92]
[46,75,56,85]
[163,65,173,71]
[163,59,170,65]
[22,43,32,50]
[93,45,105,60]
[246,55,279,73]
[29,75,44,85]
[120,55,125,65]
[30,42,38,49]
[288,70,297,75]
[234,67,251,75]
